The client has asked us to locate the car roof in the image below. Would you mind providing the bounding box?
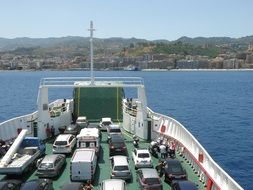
[108,124,120,128]
[135,148,149,153]
[55,134,73,141]
[20,179,50,190]
[41,154,64,163]
[60,182,84,190]
[77,116,86,120]
[172,180,198,190]
[139,168,159,178]
[166,159,182,165]
[101,117,112,122]
[102,179,124,189]
[112,156,128,165]
[110,134,124,142]
[77,128,99,137]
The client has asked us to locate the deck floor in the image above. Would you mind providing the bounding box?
[1,130,205,190]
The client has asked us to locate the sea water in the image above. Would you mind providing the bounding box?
[0,70,252,189]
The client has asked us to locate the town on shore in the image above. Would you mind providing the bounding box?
[0,36,253,71]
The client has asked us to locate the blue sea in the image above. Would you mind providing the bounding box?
[0,70,253,189]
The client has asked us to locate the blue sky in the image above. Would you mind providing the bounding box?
[0,0,252,40]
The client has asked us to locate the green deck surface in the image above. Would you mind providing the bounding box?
[1,129,204,190]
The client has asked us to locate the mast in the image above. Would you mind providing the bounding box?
[88,21,95,85]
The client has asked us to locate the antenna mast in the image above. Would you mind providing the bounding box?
[88,21,95,85]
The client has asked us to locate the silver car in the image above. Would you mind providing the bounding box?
[36,154,66,177]
[110,156,132,181]
[137,168,163,190]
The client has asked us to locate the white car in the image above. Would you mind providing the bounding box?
[132,148,153,169]
[76,116,88,128]
[99,117,113,131]
[53,134,76,154]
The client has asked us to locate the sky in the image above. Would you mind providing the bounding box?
[0,0,253,41]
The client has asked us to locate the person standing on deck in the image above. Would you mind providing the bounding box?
[51,126,55,138]
[156,160,165,177]
[169,141,176,158]
[159,144,167,159]
[84,180,93,190]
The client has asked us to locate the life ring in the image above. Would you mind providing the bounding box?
[160,125,166,133]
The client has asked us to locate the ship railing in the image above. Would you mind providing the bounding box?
[40,77,144,88]
[147,107,244,190]
[0,99,71,142]
[0,111,38,142]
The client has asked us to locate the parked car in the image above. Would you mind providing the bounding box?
[108,134,127,156]
[60,182,85,190]
[132,148,153,169]
[107,124,121,134]
[70,149,97,181]
[20,179,53,190]
[171,180,198,190]
[53,134,76,154]
[76,116,88,128]
[164,159,187,183]
[99,117,113,131]
[110,155,132,181]
[136,168,163,190]
[100,179,126,190]
[64,124,81,136]
[36,154,66,177]
[0,180,22,190]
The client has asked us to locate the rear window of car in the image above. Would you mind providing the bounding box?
[110,128,121,133]
[114,166,129,171]
[102,121,112,126]
[55,141,67,146]
[40,163,54,169]
[138,153,149,158]
[144,178,160,185]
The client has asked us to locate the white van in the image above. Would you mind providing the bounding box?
[70,149,97,181]
[76,128,100,154]
[100,179,126,190]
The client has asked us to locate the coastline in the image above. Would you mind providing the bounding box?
[1,68,253,72]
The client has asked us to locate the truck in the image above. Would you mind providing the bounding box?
[0,129,45,175]
[70,149,97,181]
[76,128,100,155]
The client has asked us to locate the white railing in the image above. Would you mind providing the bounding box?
[147,108,243,190]
[0,112,37,141]
[40,77,144,88]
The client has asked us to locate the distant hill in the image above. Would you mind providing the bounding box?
[175,36,253,46]
[0,37,147,52]
[0,36,252,57]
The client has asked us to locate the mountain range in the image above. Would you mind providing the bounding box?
[0,35,253,52]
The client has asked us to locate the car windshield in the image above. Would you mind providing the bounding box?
[40,163,54,169]
[102,121,112,126]
[138,153,149,158]
[114,166,129,171]
[55,141,67,146]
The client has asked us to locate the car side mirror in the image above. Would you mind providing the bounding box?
[36,158,43,168]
